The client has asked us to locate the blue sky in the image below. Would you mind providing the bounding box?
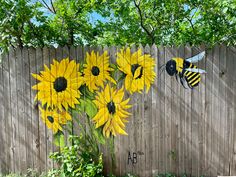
[89,11,108,25]
[30,0,108,25]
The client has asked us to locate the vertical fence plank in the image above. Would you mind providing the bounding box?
[205,48,214,176]
[177,46,186,175]
[158,46,166,173]
[164,46,172,173]
[102,45,113,175]
[143,44,152,176]
[17,47,27,172]
[2,49,13,173]
[218,45,227,175]
[0,52,7,173]
[140,44,146,176]
[109,45,117,175]
[24,47,34,170]
[129,45,137,175]
[226,46,235,176]
[151,44,159,176]
[0,54,3,172]
[198,45,206,176]
[170,46,179,174]
[35,47,47,172]
[9,48,18,172]
[190,47,201,176]
[29,47,40,171]
[48,47,56,168]
[40,47,53,171]
[183,45,192,175]
[230,46,236,175]
[68,45,77,138]
[30,47,38,171]
[211,45,220,175]
[40,47,49,171]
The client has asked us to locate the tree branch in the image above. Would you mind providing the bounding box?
[186,7,198,33]
[50,0,56,13]
[186,17,195,32]
[133,0,155,43]
[40,0,55,14]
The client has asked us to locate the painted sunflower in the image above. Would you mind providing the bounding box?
[39,107,72,133]
[32,58,83,111]
[93,85,132,138]
[117,48,156,94]
[83,51,116,92]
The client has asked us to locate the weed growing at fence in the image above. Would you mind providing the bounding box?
[49,135,103,176]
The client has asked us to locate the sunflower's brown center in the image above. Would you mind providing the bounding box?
[54,77,67,92]
[131,64,143,79]
[107,101,116,115]
[47,116,54,123]
[91,66,100,76]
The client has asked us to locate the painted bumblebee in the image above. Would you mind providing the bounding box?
[160,51,206,88]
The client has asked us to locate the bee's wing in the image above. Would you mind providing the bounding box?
[185,68,207,74]
[186,51,205,63]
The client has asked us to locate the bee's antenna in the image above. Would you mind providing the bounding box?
[158,64,166,76]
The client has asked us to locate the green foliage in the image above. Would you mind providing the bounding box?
[121,173,138,177]
[1,0,235,53]
[156,173,205,177]
[0,168,47,177]
[49,135,103,177]
[96,0,236,46]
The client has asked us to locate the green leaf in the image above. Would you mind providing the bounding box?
[110,63,118,70]
[53,131,65,147]
[79,98,98,118]
[93,128,106,144]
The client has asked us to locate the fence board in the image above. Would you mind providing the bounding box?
[191,46,201,176]
[35,47,46,171]
[0,45,236,177]
[227,46,235,176]
[0,53,6,173]
[0,55,2,172]
[198,45,206,175]
[158,46,166,173]
[231,46,236,175]
[170,46,179,174]
[218,45,227,175]
[151,44,158,175]
[178,46,185,174]
[184,46,192,175]
[18,47,24,171]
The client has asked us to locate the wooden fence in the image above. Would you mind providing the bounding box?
[0,45,236,177]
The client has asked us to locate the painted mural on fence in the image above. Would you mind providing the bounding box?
[32,47,156,140]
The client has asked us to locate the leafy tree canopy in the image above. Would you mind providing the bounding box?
[0,0,235,53]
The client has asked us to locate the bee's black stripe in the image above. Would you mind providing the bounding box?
[191,75,201,87]
[186,72,198,80]
[189,74,201,85]
[190,78,200,87]
[184,70,190,76]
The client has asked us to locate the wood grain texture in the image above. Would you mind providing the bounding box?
[0,45,235,177]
